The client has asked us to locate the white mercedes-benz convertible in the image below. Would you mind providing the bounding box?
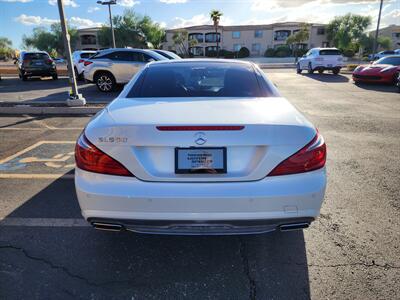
[75,59,327,235]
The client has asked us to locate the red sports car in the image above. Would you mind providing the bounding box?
[352,56,400,84]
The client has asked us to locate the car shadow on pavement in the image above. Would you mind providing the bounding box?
[353,82,399,93]
[0,77,121,104]
[302,73,349,83]
[0,175,311,299]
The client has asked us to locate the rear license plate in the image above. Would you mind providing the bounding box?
[175,147,227,174]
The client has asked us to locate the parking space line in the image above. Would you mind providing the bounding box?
[0,217,89,227]
[0,173,74,179]
[0,140,75,164]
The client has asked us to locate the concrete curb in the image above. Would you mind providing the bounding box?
[0,105,103,115]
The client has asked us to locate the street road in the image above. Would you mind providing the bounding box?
[0,70,399,299]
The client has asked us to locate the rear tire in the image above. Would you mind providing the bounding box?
[307,63,314,74]
[318,69,324,74]
[52,74,58,80]
[22,75,28,81]
[296,63,302,74]
[332,68,340,75]
[95,71,116,92]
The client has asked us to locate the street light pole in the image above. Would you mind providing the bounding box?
[98,0,117,48]
[56,0,86,106]
[372,0,383,60]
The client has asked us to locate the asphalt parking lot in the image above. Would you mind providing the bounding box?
[0,70,399,299]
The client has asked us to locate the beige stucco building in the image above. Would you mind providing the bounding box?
[162,22,329,57]
[75,27,102,50]
[370,24,400,50]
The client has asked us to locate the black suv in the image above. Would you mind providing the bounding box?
[17,51,58,81]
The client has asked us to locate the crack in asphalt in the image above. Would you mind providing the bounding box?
[238,237,257,300]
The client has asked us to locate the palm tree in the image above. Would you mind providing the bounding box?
[210,10,223,58]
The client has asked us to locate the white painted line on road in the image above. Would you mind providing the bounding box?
[0,217,89,227]
[0,140,75,164]
[0,173,74,179]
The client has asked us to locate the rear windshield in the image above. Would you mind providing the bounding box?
[374,56,400,66]
[24,53,49,60]
[128,63,271,98]
[80,52,95,59]
[319,49,341,56]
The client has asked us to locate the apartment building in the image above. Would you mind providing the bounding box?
[370,24,400,50]
[162,22,329,57]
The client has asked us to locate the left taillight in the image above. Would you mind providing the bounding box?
[83,60,93,66]
[268,131,326,176]
[75,133,134,177]
[78,59,85,63]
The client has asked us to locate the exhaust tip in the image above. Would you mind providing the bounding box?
[91,222,124,232]
[280,223,310,232]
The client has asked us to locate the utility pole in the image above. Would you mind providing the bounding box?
[372,0,383,60]
[56,0,86,106]
[97,0,117,48]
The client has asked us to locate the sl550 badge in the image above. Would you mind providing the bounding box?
[98,137,128,143]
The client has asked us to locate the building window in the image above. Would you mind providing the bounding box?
[188,33,204,43]
[317,27,326,35]
[81,34,97,45]
[251,43,261,51]
[189,46,204,56]
[233,44,241,52]
[274,30,291,41]
[205,33,221,43]
[254,30,263,38]
[232,31,241,39]
[392,32,400,38]
[205,46,220,57]
[322,41,329,47]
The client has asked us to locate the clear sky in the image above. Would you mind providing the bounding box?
[1,0,399,49]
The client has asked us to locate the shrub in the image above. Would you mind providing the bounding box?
[274,45,292,57]
[205,50,218,57]
[346,64,358,71]
[342,48,355,58]
[237,47,250,58]
[221,50,235,58]
[264,48,275,57]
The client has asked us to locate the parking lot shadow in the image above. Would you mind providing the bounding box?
[354,82,399,93]
[302,73,349,83]
[0,77,121,104]
[0,175,310,299]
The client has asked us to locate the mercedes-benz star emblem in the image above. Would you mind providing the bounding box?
[194,132,207,145]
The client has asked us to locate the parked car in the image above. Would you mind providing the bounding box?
[297,48,344,74]
[368,50,396,60]
[83,48,167,92]
[72,50,97,80]
[75,59,327,235]
[17,51,57,81]
[352,55,400,84]
[53,57,65,64]
[151,49,182,60]
[396,72,400,92]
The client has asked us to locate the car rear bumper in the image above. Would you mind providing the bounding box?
[21,68,56,76]
[75,167,327,234]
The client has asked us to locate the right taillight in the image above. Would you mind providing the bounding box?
[75,133,134,177]
[268,131,326,176]
[83,60,93,66]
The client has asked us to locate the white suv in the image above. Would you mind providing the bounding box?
[72,50,97,80]
[83,48,167,92]
[297,48,344,75]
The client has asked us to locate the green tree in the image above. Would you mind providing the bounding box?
[98,10,164,49]
[172,29,189,57]
[210,10,223,57]
[0,37,13,60]
[286,24,309,62]
[22,24,78,56]
[327,13,371,51]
